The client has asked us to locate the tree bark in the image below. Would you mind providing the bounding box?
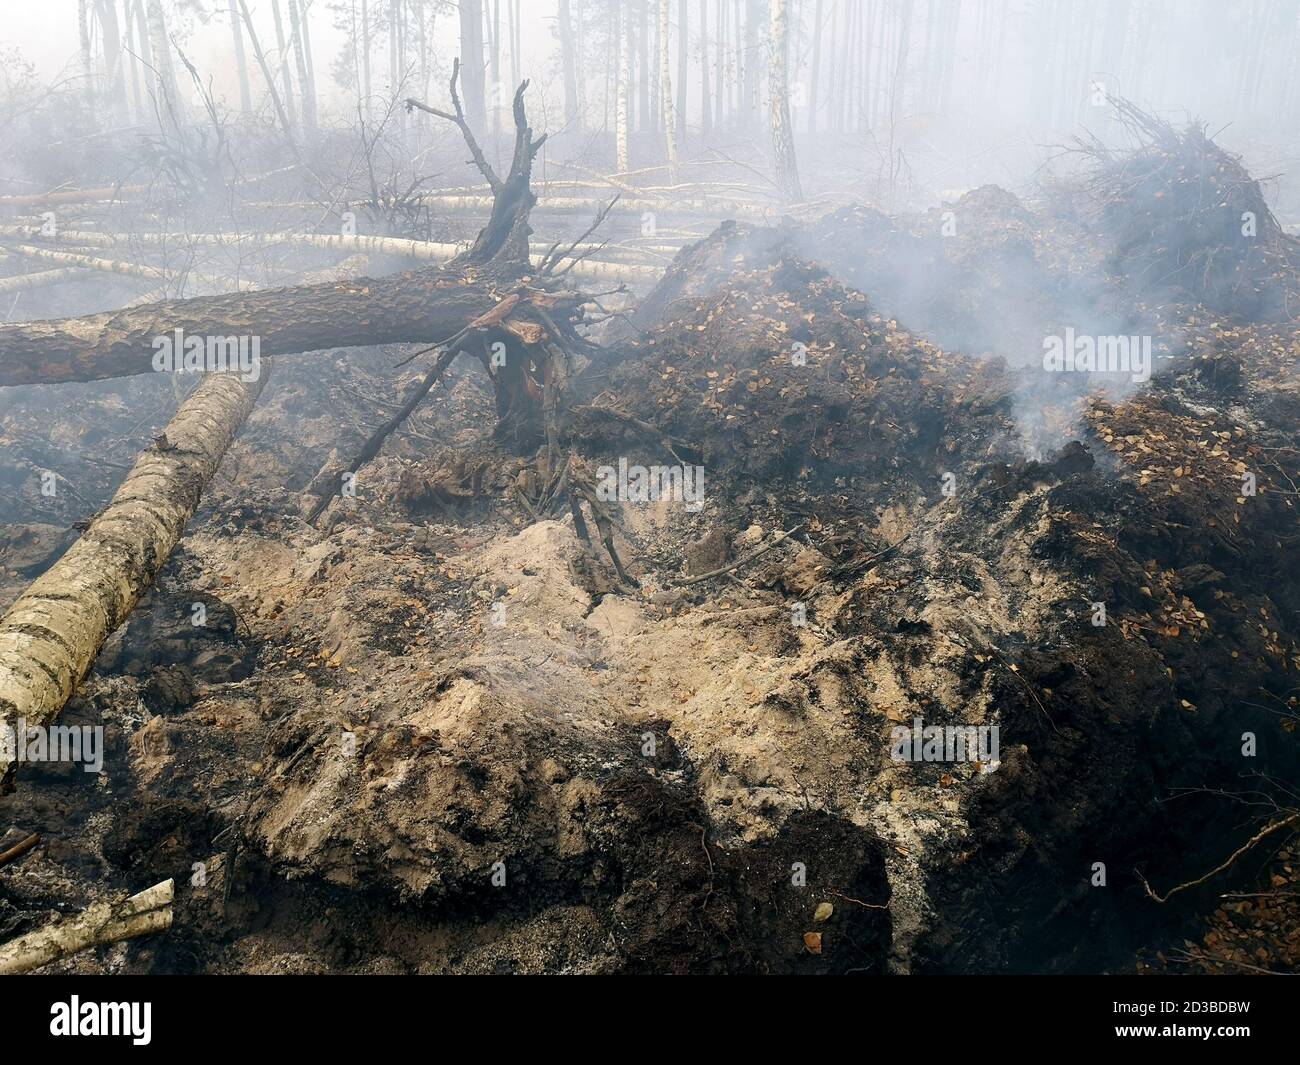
[0,268,90,295]
[121,0,145,122]
[808,0,822,133]
[677,0,689,133]
[95,0,129,124]
[768,0,803,202]
[700,0,712,131]
[288,0,316,128]
[638,0,651,129]
[0,268,493,387]
[270,0,299,129]
[228,0,253,112]
[0,879,174,974]
[78,0,96,127]
[458,0,487,131]
[742,0,761,129]
[145,0,188,126]
[300,0,318,110]
[558,0,580,129]
[659,0,679,181]
[238,0,299,153]
[361,0,373,110]
[616,4,631,173]
[0,371,265,790]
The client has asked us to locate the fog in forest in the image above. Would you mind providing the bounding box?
[6,2,1300,215]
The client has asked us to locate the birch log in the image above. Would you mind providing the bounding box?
[0,227,665,282]
[0,268,91,294]
[0,371,265,790]
[0,879,174,974]
[1,244,257,293]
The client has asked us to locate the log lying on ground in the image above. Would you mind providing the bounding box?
[0,184,148,209]
[0,879,174,974]
[0,267,493,386]
[247,192,781,222]
[0,370,266,790]
[0,227,663,284]
[0,224,682,263]
[0,267,92,294]
[1,243,258,293]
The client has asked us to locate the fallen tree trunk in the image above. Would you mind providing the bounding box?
[0,183,147,209]
[0,224,681,263]
[0,879,174,974]
[1,243,256,293]
[0,370,265,790]
[0,267,91,293]
[246,193,780,222]
[0,266,494,386]
[0,226,664,283]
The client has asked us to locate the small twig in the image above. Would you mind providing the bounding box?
[676,525,803,586]
[1138,812,1300,904]
[0,832,39,868]
[827,889,891,910]
[405,59,501,193]
[543,195,621,275]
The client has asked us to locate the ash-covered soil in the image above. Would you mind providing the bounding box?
[2,123,1298,974]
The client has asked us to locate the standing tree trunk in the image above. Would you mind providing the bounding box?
[659,0,679,181]
[699,0,712,132]
[717,0,728,124]
[361,0,373,112]
[486,0,499,135]
[289,0,316,128]
[227,0,253,113]
[414,0,429,102]
[458,0,487,131]
[509,0,521,99]
[616,3,631,172]
[95,0,129,124]
[300,0,319,110]
[145,0,188,126]
[768,0,802,202]
[742,0,761,129]
[123,0,146,122]
[270,0,299,130]
[677,0,689,133]
[78,0,97,127]
[238,0,299,152]
[638,0,652,129]
[558,0,581,129]
[808,0,822,132]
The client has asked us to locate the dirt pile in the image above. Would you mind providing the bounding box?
[605,253,1011,494]
[1081,102,1300,323]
